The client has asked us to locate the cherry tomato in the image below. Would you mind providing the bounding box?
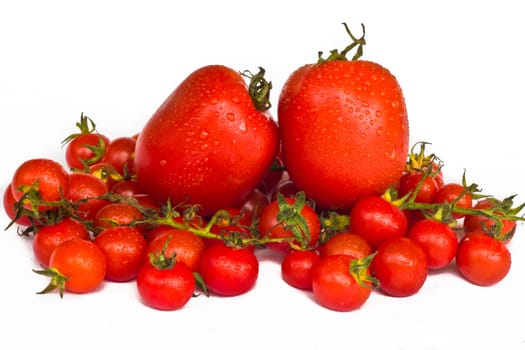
[93,202,145,234]
[33,217,91,266]
[94,226,148,282]
[281,249,321,290]
[407,219,458,270]
[455,231,511,286]
[371,236,428,297]
[397,172,439,204]
[65,133,109,170]
[3,183,32,227]
[65,172,109,221]
[318,231,373,260]
[463,199,516,243]
[311,254,374,312]
[349,196,408,248]
[434,183,473,219]
[198,241,259,296]
[102,136,137,177]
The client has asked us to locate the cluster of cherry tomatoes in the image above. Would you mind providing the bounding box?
[3,114,523,312]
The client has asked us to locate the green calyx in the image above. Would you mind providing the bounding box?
[317,22,366,64]
[241,67,272,112]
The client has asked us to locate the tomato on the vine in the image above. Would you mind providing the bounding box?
[93,202,145,234]
[318,231,373,260]
[102,136,137,177]
[463,199,516,242]
[281,249,321,290]
[434,182,473,219]
[65,172,109,221]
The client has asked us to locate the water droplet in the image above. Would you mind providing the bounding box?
[200,144,208,151]
[239,121,247,133]
[199,130,209,140]
[213,140,219,146]
[226,113,235,121]
[232,97,240,104]
[159,159,167,166]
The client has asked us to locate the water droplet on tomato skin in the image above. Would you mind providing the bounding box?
[226,113,235,121]
[200,144,208,151]
[199,130,209,140]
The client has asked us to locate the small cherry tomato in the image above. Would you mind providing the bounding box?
[434,183,473,219]
[281,249,321,290]
[318,231,373,260]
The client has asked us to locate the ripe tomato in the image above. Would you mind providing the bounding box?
[35,239,107,296]
[134,65,279,216]
[455,231,511,286]
[11,158,70,210]
[311,254,374,312]
[145,229,205,272]
[102,136,137,177]
[258,194,321,253]
[3,183,32,227]
[371,236,428,297]
[463,199,516,242]
[65,172,109,221]
[318,231,373,260]
[397,172,439,204]
[407,219,458,270]
[278,29,408,211]
[110,179,146,197]
[94,226,147,282]
[65,133,109,171]
[32,217,91,266]
[198,241,259,296]
[281,249,321,290]
[93,202,145,234]
[349,196,408,248]
[434,182,473,219]
[137,255,195,310]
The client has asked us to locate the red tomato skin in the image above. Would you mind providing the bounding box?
[407,219,458,270]
[198,242,259,296]
[350,196,408,248]
[371,237,428,297]
[93,202,145,233]
[137,260,195,310]
[65,133,109,170]
[318,232,373,260]
[3,184,32,227]
[311,254,372,312]
[94,226,148,282]
[397,172,439,204]
[281,249,321,290]
[134,65,279,216]
[278,60,408,210]
[463,199,516,243]
[102,136,137,176]
[33,217,91,267]
[49,239,107,294]
[65,172,109,221]
[456,231,511,286]
[434,183,473,219]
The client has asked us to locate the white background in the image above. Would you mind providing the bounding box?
[1,1,524,349]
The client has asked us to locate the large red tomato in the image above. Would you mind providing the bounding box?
[134,65,279,215]
[278,29,408,210]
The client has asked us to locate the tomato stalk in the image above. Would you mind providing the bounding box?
[240,67,272,112]
[317,22,366,64]
[348,252,378,289]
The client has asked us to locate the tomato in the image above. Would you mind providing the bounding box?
[281,249,321,290]
[407,219,458,270]
[463,199,516,242]
[311,254,374,312]
[397,172,439,204]
[32,217,91,266]
[93,202,145,234]
[65,133,109,171]
[198,241,259,296]
[137,254,195,310]
[94,226,148,282]
[145,229,205,272]
[278,26,408,211]
[318,231,373,260]
[258,193,321,253]
[102,136,137,177]
[134,65,279,216]
[3,183,32,227]
[35,239,107,296]
[89,162,122,189]
[455,231,511,286]
[371,236,428,297]
[238,188,269,225]
[434,182,473,219]
[65,172,109,221]
[110,179,146,197]
[349,196,408,248]
[11,158,70,210]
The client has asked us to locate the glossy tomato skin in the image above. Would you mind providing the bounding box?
[434,183,473,219]
[311,254,372,312]
[137,260,195,310]
[198,241,259,296]
[49,239,107,294]
[456,231,511,286]
[65,172,109,221]
[278,60,408,211]
[318,232,373,260]
[463,199,516,243]
[281,249,321,290]
[134,65,279,216]
[3,183,32,227]
[65,133,109,171]
[94,226,148,282]
[371,237,428,297]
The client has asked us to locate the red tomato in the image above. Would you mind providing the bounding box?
[397,172,439,204]
[407,219,458,270]
[65,172,109,221]
[463,199,516,243]
[198,241,259,296]
[349,196,408,248]
[103,136,137,177]
[36,239,107,295]
[137,257,195,310]
[65,133,109,170]
[434,183,473,219]
[94,226,148,282]
[281,249,321,290]
[89,162,121,189]
[456,231,511,286]
[134,65,279,216]
[110,179,146,197]
[33,217,91,266]
[3,183,32,227]
[11,158,70,210]
[318,231,373,260]
[311,254,373,312]
[93,202,145,234]
[145,229,205,272]
[278,36,408,211]
[258,194,321,253]
[371,237,428,297]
